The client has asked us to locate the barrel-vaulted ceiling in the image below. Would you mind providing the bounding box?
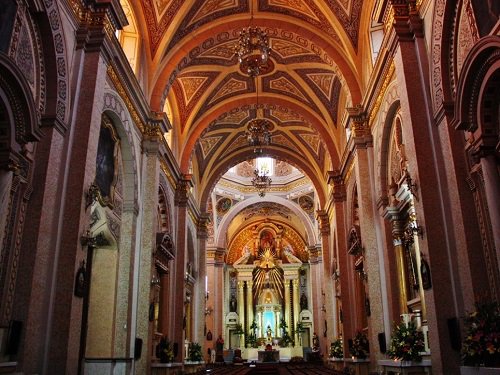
[129,0,371,203]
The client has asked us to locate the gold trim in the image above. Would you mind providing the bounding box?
[384,4,395,33]
[68,0,86,23]
[107,65,146,133]
[369,62,395,125]
[217,176,310,193]
[160,160,176,189]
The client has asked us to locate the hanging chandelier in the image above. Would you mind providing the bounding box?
[246,118,272,153]
[252,169,272,197]
[234,26,271,77]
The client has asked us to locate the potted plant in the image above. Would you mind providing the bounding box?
[279,317,293,347]
[387,321,425,364]
[350,331,369,360]
[156,337,174,363]
[246,320,259,348]
[187,342,203,363]
[461,301,500,375]
[234,323,244,348]
[330,337,343,359]
[296,321,305,346]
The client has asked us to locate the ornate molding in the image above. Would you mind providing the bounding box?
[316,210,330,235]
[369,62,396,125]
[389,0,423,40]
[328,171,347,203]
[197,214,211,239]
[174,175,192,207]
[107,65,145,133]
[71,0,127,50]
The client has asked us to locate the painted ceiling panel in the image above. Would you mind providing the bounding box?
[171,71,219,130]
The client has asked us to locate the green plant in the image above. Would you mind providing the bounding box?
[279,318,293,347]
[461,301,500,367]
[330,337,343,358]
[234,323,244,335]
[387,322,425,361]
[157,337,174,363]
[187,342,203,362]
[296,321,305,333]
[246,320,259,347]
[280,331,293,347]
[350,331,369,359]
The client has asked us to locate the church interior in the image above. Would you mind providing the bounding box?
[0,0,498,374]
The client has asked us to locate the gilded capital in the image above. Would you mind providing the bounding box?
[197,213,211,239]
[316,210,330,235]
[347,106,370,139]
[328,171,346,202]
[175,175,192,206]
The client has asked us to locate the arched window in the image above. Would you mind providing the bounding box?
[117,0,139,73]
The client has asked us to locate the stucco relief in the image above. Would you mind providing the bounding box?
[430,0,446,112]
[43,0,69,125]
[456,1,476,80]
[10,5,45,118]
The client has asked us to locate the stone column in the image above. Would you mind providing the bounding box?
[479,154,500,266]
[383,206,408,315]
[238,280,245,321]
[195,214,209,344]
[205,246,225,349]
[348,107,385,365]
[284,279,291,336]
[246,280,254,332]
[135,133,161,375]
[389,1,462,371]
[214,248,225,340]
[275,311,280,337]
[328,172,353,356]
[258,311,264,337]
[171,176,192,361]
[292,279,300,344]
[309,245,322,346]
[159,269,170,334]
[317,210,334,351]
[33,3,127,373]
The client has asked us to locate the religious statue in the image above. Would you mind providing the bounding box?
[300,292,308,311]
[230,295,237,312]
[266,325,273,341]
[312,332,320,352]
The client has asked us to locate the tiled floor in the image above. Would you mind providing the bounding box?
[202,363,344,374]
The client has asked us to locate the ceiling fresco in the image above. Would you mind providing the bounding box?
[127,0,372,207]
[140,0,361,55]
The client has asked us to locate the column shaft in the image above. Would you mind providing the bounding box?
[171,177,191,361]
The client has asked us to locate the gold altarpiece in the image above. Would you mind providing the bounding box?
[225,227,312,355]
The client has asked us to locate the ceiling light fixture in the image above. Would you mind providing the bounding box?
[246,118,272,153]
[234,2,271,77]
[252,169,272,197]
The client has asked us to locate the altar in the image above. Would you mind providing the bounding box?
[258,350,279,363]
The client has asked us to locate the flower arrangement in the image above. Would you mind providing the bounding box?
[279,317,293,347]
[157,337,174,363]
[350,331,369,359]
[234,323,244,335]
[330,337,343,358]
[387,321,425,362]
[461,301,500,367]
[246,320,259,348]
[187,342,203,362]
[296,321,305,333]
